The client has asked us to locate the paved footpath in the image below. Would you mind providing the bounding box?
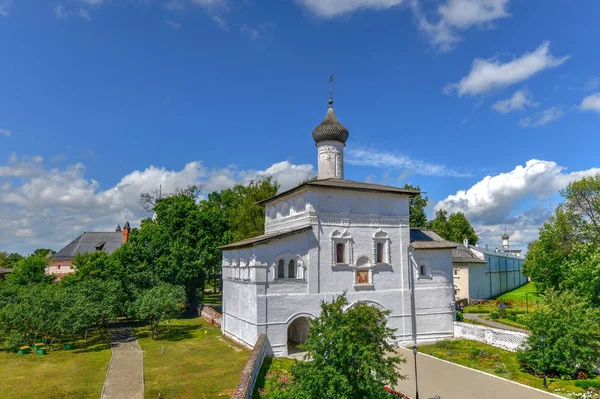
[394,347,560,399]
[463,313,529,333]
[101,323,144,399]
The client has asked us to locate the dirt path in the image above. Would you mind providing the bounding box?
[101,323,144,399]
[463,313,529,333]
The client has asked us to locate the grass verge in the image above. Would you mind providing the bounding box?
[133,316,249,399]
[252,356,297,398]
[0,329,111,398]
[419,339,600,397]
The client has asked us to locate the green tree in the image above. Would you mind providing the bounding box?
[403,184,428,228]
[287,293,405,399]
[71,251,125,283]
[427,210,478,245]
[229,178,279,241]
[560,173,600,241]
[133,283,186,339]
[427,209,449,238]
[7,255,52,285]
[523,207,575,293]
[0,252,24,268]
[561,243,600,307]
[517,290,600,377]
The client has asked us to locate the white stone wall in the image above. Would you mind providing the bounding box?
[223,187,455,356]
[411,249,456,342]
[454,322,528,352]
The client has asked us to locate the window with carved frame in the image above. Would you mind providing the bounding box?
[373,230,391,265]
[331,230,353,266]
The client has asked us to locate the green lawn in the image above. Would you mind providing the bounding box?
[419,339,600,397]
[133,316,249,399]
[252,356,297,398]
[464,282,541,313]
[0,329,111,398]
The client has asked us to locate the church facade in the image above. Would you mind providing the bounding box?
[220,99,457,356]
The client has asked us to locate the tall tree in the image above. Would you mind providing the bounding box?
[427,210,478,245]
[560,174,600,241]
[229,178,279,241]
[32,248,55,258]
[403,184,428,228]
[132,283,186,339]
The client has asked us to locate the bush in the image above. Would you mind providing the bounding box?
[498,307,507,319]
[575,380,600,389]
[506,311,518,321]
[490,309,500,320]
[456,312,464,322]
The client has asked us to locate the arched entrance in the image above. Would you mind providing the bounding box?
[287,317,310,355]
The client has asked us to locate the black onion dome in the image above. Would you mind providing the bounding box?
[502,232,510,240]
[312,102,349,144]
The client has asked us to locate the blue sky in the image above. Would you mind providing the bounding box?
[1,0,599,254]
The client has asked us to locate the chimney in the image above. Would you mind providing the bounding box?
[122,221,130,243]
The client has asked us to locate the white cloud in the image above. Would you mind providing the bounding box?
[55,4,91,20]
[445,41,569,96]
[580,92,600,114]
[491,89,538,113]
[583,77,600,91]
[297,0,405,18]
[434,159,600,248]
[212,15,227,31]
[0,0,11,16]
[519,106,565,127]
[346,147,470,177]
[0,128,10,136]
[0,154,314,254]
[240,24,259,40]
[165,19,182,29]
[413,0,510,52]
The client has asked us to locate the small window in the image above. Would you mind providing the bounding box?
[278,260,285,279]
[57,264,61,271]
[356,270,369,284]
[376,242,383,263]
[288,260,296,279]
[336,243,345,263]
[454,270,458,276]
[420,265,427,276]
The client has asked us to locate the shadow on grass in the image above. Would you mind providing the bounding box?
[134,321,201,342]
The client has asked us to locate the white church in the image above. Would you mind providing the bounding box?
[220,96,458,356]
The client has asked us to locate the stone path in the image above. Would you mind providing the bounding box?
[464,313,529,333]
[101,323,144,399]
[394,347,560,399]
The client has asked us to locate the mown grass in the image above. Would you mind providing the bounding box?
[464,282,541,313]
[133,316,249,399]
[0,329,111,398]
[252,356,297,398]
[419,339,600,397]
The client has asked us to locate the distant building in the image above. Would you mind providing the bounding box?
[453,232,526,302]
[46,222,131,276]
[0,268,12,280]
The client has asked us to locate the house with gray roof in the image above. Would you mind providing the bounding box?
[46,222,131,276]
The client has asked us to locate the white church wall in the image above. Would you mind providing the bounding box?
[411,249,456,341]
[222,278,260,347]
[264,192,310,235]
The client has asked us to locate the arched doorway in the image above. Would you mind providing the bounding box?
[287,317,310,355]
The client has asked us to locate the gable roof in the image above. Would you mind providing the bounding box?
[258,178,420,206]
[219,226,312,251]
[409,228,458,250]
[452,244,487,264]
[52,232,124,261]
